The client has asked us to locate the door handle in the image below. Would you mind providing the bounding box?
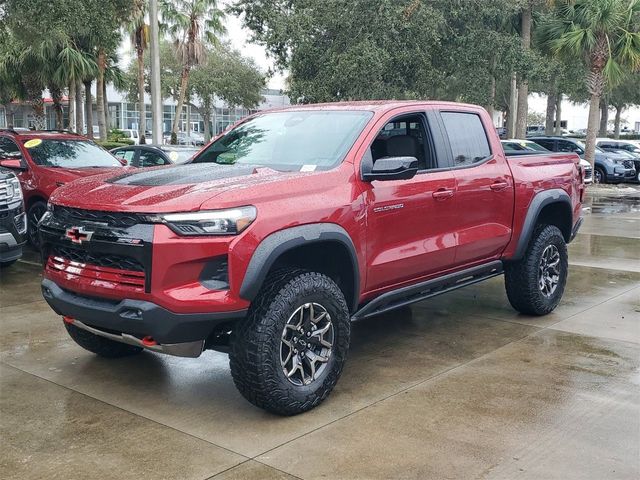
[490,180,509,191]
[432,188,455,200]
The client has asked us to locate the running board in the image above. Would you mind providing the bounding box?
[352,261,504,320]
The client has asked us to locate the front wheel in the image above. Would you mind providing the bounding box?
[27,201,47,249]
[594,167,606,184]
[229,269,350,415]
[504,225,568,316]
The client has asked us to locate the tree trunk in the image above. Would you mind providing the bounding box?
[203,109,211,143]
[75,79,84,135]
[585,93,601,169]
[555,93,562,135]
[137,46,146,144]
[171,65,190,144]
[103,79,110,131]
[598,98,608,136]
[31,97,46,130]
[51,86,64,130]
[614,105,622,139]
[96,50,107,141]
[509,72,517,138]
[515,4,532,139]
[487,74,496,123]
[83,80,93,138]
[545,89,556,135]
[68,81,76,131]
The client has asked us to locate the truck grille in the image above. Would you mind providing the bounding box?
[50,245,144,272]
[53,206,146,228]
[46,247,146,293]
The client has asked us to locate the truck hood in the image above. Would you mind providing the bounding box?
[50,163,301,213]
[41,166,123,184]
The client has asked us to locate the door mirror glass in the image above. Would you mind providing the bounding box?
[363,156,419,181]
[0,158,25,170]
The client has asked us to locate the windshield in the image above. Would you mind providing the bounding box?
[192,110,373,171]
[24,139,122,168]
[164,148,199,164]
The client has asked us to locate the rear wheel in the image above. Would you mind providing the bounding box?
[0,259,17,268]
[27,201,47,249]
[229,268,350,415]
[64,322,143,358]
[504,225,568,316]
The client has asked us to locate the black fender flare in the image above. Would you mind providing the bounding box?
[513,188,572,260]
[239,223,360,312]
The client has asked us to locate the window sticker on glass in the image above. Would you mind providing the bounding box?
[24,139,43,149]
[300,165,317,172]
[168,151,179,162]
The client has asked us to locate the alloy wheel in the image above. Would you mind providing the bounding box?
[28,203,47,247]
[539,244,560,298]
[280,302,334,386]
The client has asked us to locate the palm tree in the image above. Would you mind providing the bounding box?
[539,0,640,168]
[127,0,150,144]
[161,0,225,143]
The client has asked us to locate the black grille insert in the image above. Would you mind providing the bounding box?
[51,245,144,272]
[53,206,147,228]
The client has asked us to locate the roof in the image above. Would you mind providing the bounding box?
[0,129,84,141]
[259,100,485,114]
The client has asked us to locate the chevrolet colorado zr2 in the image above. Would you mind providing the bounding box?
[39,101,584,415]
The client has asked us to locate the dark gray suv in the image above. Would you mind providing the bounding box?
[529,137,636,184]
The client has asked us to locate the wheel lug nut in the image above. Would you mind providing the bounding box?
[307,332,311,337]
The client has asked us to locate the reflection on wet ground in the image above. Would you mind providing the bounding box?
[1,185,639,479]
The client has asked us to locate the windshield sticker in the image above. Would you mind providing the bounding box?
[24,138,43,149]
[168,151,179,162]
[300,165,317,172]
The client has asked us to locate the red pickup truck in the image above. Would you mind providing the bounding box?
[0,130,123,247]
[39,101,584,415]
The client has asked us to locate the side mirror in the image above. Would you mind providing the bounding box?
[0,158,25,170]
[363,156,419,182]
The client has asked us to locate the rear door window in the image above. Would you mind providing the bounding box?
[113,149,136,166]
[532,139,555,151]
[139,150,169,167]
[440,112,491,167]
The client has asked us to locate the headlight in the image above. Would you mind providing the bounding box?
[157,206,257,236]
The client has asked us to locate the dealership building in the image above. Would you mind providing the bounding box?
[0,85,290,135]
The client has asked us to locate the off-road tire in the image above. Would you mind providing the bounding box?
[229,268,351,415]
[27,201,47,249]
[504,225,568,316]
[64,322,143,358]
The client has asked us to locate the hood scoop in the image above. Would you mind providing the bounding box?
[108,163,258,186]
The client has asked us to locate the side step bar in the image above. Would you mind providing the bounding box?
[352,261,504,320]
[64,317,205,358]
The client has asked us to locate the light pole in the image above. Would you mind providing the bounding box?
[149,0,163,144]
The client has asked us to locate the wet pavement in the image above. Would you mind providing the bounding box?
[1,184,639,480]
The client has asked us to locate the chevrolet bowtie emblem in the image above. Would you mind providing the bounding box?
[65,226,94,244]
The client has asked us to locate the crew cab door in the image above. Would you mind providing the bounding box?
[361,110,458,292]
[439,110,514,266]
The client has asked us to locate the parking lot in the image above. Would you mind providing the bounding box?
[1,184,638,480]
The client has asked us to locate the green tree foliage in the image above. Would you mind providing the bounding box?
[538,0,640,167]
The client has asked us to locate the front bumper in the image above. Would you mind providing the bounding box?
[42,278,247,347]
[0,202,27,262]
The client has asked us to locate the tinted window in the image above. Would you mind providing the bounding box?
[113,149,136,165]
[0,137,21,158]
[139,150,169,167]
[441,112,491,166]
[532,139,555,151]
[370,115,434,170]
[24,139,122,168]
[193,111,373,171]
[557,140,582,153]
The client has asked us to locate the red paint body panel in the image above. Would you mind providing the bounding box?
[41,101,582,319]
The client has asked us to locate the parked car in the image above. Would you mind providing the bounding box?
[525,125,545,136]
[596,138,640,183]
[0,168,27,267]
[120,129,152,145]
[529,136,636,184]
[111,145,201,167]
[40,101,583,415]
[496,127,508,139]
[0,129,124,247]
[502,139,592,184]
[163,131,206,146]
